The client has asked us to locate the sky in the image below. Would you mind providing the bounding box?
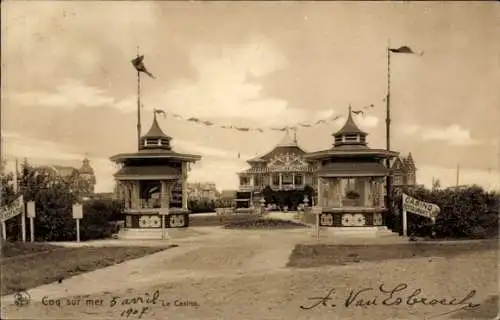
[2,1,499,192]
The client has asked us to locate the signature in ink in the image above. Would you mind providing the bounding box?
[300,283,480,317]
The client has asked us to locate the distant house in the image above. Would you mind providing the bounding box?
[36,158,97,197]
[187,182,220,200]
[219,190,237,200]
[92,192,115,201]
[391,153,417,187]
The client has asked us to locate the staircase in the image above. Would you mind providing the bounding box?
[328,226,399,238]
[118,228,167,240]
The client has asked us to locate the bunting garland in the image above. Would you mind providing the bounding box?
[157,103,375,133]
[164,112,341,132]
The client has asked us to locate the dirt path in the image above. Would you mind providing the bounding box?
[1,229,497,320]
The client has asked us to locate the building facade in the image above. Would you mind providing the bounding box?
[236,132,316,210]
[236,108,418,218]
[187,182,220,200]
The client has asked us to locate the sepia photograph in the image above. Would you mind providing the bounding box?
[1,1,499,319]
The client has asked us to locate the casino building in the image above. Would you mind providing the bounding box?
[236,107,417,227]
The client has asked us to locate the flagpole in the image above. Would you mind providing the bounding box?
[136,46,142,151]
[385,42,393,230]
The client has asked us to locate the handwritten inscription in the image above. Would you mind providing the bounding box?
[300,283,480,317]
[39,290,199,319]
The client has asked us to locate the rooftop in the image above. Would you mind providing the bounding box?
[332,106,367,137]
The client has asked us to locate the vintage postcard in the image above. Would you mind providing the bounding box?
[1,1,499,319]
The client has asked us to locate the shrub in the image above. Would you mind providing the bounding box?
[387,185,499,239]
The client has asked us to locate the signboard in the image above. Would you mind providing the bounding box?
[402,193,440,219]
[27,201,36,218]
[72,204,83,219]
[311,206,322,215]
[0,196,24,222]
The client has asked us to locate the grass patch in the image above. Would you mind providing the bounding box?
[224,218,308,229]
[287,240,498,268]
[1,243,177,296]
[1,242,63,259]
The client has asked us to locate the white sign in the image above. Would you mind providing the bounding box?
[27,201,36,218]
[72,204,83,219]
[311,206,322,215]
[0,195,24,222]
[402,193,440,219]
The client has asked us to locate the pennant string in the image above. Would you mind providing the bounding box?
[157,108,373,133]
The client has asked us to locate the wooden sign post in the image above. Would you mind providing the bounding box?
[311,206,323,241]
[26,201,36,243]
[21,198,26,243]
[159,208,169,240]
[0,195,25,241]
[402,193,440,237]
[72,204,83,243]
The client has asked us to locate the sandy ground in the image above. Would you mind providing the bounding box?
[1,227,498,320]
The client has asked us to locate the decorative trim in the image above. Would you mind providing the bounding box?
[341,213,366,227]
[373,213,383,226]
[319,213,334,226]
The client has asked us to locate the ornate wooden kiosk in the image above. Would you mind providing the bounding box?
[110,113,201,239]
[304,107,398,232]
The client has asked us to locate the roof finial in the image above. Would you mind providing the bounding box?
[348,103,352,114]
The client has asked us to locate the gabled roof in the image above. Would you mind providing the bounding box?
[392,157,405,171]
[391,153,417,172]
[247,131,307,162]
[277,130,298,147]
[405,152,416,168]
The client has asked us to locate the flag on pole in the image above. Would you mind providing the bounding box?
[154,109,166,117]
[389,46,424,55]
[131,55,155,79]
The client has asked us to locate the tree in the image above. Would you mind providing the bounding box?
[0,160,18,245]
[0,160,17,206]
[432,178,441,191]
[6,160,121,241]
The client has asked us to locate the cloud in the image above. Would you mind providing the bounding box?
[153,36,295,125]
[9,79,115,109]
[173,139,240,159]
[3,131,85,161]
[6,36,340,129]
[398,124,478,146]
